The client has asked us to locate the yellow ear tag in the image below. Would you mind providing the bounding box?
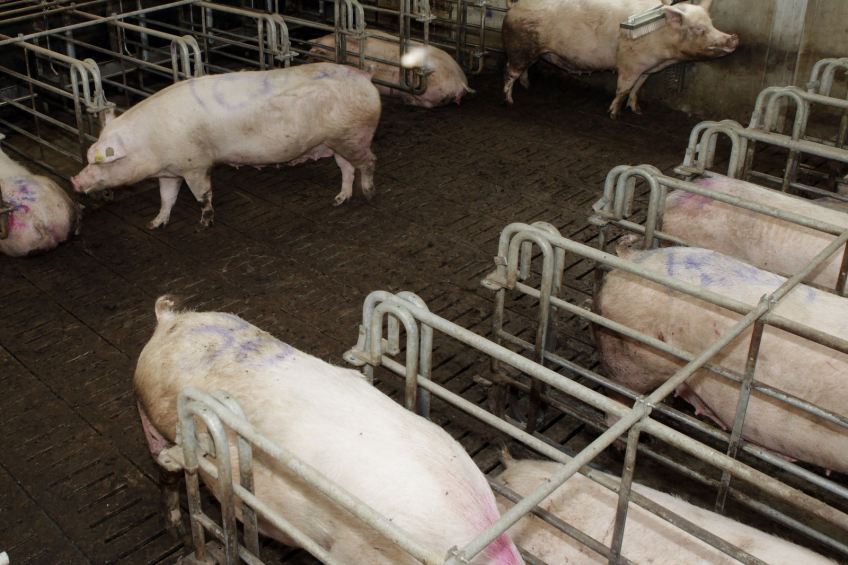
[94,150,104,163]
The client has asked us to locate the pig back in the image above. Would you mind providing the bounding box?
[593,247,848,472]
[505,0,658,68]
[662,175,848,288]
[106,64,381,168]
[134,305,514,563]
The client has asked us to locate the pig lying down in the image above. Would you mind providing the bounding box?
[501,0,738,117]
[134,297,523,565]
[71,63,381,230]
[497,454,836,564]
[663,175,848,289]
[0,147,81,257]
[593,244,848,473]
[309,32,475,108]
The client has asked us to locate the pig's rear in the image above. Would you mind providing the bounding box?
[135,297,522,565]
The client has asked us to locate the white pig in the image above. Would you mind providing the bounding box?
[0,147,81,257]
[309,31,475,108]
[593,243,848,473]
[134,296,524,565]
[501,0,738,117]
[71,64,381,230]
[496,454,837,564]
[662,175,848,289]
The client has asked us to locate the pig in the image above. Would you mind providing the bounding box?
[501,0,739,118]
[0,147,81,257]
[496,453,837,564]
[71,63,381,230]
[662,175,848,289]
[593,243,848,473]
[134,296,523,565]
[309,31,475,108]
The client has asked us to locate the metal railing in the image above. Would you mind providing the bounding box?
[475,222,848,561]
[677,57,848,199]
[590,165,848,295]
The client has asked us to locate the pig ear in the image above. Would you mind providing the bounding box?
[663,6,686,29]
[87,136,126,165]
[100,107,117,126]
[699,0,713,11]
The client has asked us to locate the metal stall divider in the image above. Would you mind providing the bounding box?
[476,222,848,558]
[160,287,820,565]
[675,57,848,201]
[591,165,848,295]
[0,35,112,179]
[0,0,290,176]
[0,0,200,176]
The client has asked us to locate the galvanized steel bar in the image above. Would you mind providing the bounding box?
[0,0,199,48]
[358,292,848,532]
[177,387,444,565]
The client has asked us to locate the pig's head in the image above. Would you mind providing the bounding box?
[71,134,131,194]
[662,1,739,61]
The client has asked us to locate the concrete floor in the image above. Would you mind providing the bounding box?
[1,70,845,565]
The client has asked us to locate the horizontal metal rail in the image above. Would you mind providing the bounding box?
[478,222,848,556]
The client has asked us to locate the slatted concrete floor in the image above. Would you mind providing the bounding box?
[2,71,841,565]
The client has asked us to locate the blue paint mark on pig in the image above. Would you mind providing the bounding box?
[212,73,272,110]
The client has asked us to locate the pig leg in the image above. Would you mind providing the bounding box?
[519,71,530,90]
[138,402,188,542]
[503,63,526,105]
[148,177,183,230]
[333,154,356,206]
[626,74,650,115]
[608,71,642,120]
[330,137,377,204]
[184,171,214,230]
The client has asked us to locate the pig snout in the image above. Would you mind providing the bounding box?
[70,167,103,194]
[710,33,739,53]
[70,173,85,193]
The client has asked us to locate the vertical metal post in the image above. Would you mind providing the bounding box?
[179,405,208,561]
[490,286,508,419]
[211,391,260,558]
[608,425,642,565]
[715,315,767,514]
[836,242,848,296]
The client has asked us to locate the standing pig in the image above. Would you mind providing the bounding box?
[662,175,848,289]
[496,453,836,564]
[309,32,475,108]
[71,63,381,230]
[593,243,848,473]
[501,0,738,117]
[135,297,523,565]
[0,146,81,257]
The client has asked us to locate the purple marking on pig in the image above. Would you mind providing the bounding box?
[188,325,236,363]
[212,74,272,110]
[310,68,337,81]
[236,337,294,367]
[188,79,208,110]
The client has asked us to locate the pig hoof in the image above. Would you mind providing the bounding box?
[196,221,214,232]
[147,220,167,230]
[332,196,349,206]
[363,191,375,203]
